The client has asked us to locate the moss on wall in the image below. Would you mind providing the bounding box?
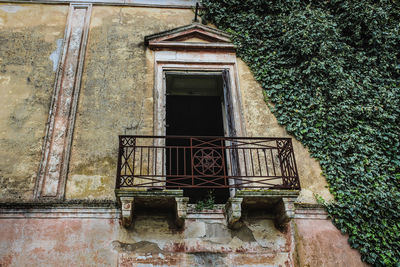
[0,4,68,200]
[66,7,195,199]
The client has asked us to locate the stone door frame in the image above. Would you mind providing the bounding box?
[152,50,247,196]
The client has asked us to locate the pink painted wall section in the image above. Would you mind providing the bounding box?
[0,218,119,267]
[0,215,293,267]
[0,216,371,266]
[294,219,370,267]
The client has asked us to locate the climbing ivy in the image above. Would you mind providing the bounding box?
[201,1,400,266]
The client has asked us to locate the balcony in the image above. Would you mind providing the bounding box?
[115,135,300,228]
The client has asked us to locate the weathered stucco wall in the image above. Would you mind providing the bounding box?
[0,218,119,266]
[117,209,293,266]
[237,59,333,204]
[294,219,369,267]
[0,209,294,267]
[0,4,68,201]
[66,6,194,200]
[0,4,366,267]
[0,211,368,267]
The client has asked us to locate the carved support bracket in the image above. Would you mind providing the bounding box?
[275,197,296,229]
[225,197,243,229]
[34,4,92,199]
[120,197,134,227]
[175,197,189,228]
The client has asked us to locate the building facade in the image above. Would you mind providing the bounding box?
[0,1,368,266]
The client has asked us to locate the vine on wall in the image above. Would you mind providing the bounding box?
[201,1,400,266]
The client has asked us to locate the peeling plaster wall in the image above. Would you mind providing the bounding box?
[0,213,369,267]
[0,213,294,267]
[237,59,333,204]
[66,6,194,200]
[0,4,68,201]
[0,218,119,266]
[117,214,293,266]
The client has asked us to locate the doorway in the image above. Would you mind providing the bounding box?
[165,72,230,203]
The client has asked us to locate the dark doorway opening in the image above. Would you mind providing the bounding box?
[165,73,230,204]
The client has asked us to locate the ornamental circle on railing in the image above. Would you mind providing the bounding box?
[193,148,223,175]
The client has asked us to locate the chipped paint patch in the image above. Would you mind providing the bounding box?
[49,39,63,72]
[185,221,206,238]
[0,5,24,13]
[0,75,10,85]
[246,220,286,249]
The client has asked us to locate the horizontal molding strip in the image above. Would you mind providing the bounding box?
[0,0,198,8]
[294,205,329,220]
[0,207,120,219]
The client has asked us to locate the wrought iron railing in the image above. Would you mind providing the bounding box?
[116,136,300,190]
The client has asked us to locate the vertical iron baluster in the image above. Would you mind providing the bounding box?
[221,138,227,186]
[183,146,186,176]
[169,146,172,176]
[131,138,136,185]
[263,148,269,177]
[176,147,179,176]
[154,146,157,187]
[257,148,262,176]
[190,138,194,186]
[250,148,255,176]
[148,147,151,175]
[277,140,287,187]
[162,145,165,177]
[229,145,234,179]
[270,149,276,176]
[242,148,248,176]
[139,147,143,176]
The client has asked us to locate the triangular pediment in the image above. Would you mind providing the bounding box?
[181,37,209,43]
[145,23,235,51]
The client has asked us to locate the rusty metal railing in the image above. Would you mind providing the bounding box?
[116,136,300,190]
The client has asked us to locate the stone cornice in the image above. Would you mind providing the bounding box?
[0,200,120,218]
[0,0,198,8]
[0,199,118,209]
[294,202,329,220]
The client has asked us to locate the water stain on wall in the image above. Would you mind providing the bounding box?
[0,5,68,200]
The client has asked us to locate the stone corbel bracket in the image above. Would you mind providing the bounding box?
[120,197,134,227]
[233,190,300,230]
[275,197,297,229]
[225,197,243,229]
[115,189,185,228]
[175,197,189,228]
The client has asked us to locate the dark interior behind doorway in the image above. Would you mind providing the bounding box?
[165,73,230,203]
